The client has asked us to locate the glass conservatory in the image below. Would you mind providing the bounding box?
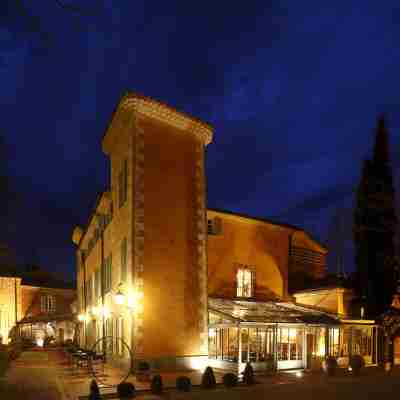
[208,298,378,373]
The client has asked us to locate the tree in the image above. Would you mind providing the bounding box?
[353,116,397,317]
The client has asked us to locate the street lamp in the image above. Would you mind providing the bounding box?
[114,284,125,306]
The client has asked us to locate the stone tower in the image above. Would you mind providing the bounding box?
[102,94,213,369]
[354,116,397,317]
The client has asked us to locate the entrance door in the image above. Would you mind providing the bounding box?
[277,327,304,370]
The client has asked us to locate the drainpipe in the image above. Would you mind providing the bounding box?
[81,250,87,348]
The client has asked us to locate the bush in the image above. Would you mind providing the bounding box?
[322,356,338,376]
[242,362,255,385]
[136,361,150,371]
[201,366,216,389]
[349,355,365,375]
[89,379,101,400]
[150,374,163,394]
[0,351,10,377]
[117,382,135,399]
[176,376,192,392]
[222,373,238,388]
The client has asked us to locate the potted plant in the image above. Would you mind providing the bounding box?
[201,366,216,389]
[242,362,255,384]
[117,382,135,399]
[135,361,151,382]
[349,354,365,375]
[322,356,338,376]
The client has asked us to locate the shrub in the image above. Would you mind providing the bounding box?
[136,361,150,371]
[150,374,163,394]
[222,373,238,388]
[349,355,365,375]
[0,351,10,377]
[322,356,338,376]
[242,362,255,385]
[89,379,101,400]
[117,382,135,399]
[176,376,192,392]
[201,366,216,389]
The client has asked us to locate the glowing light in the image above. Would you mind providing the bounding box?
[92,306,99,316]
[296,371,303,378]
[348,366,352,372]
[114,289,125,305]
[127,295,136,309]
[190,358,208,372]
[36,338,44,347]
[289,329,297,340]
[78,314,86,322]
[103,307,110,318]
[208,329,216,338]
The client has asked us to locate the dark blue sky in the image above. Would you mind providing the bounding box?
[1,1,400,281]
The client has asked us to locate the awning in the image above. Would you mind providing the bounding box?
[209,297,341,324]
[17,313,74,325]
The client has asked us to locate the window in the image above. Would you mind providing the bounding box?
[104,254,112,294]
[86,279,93,307]
[277,327,303,361]
[95,269,101,299]
[119,159,128,208]
[121,238,127,283]
[236,267,255,298]
[41,295,56,313]
[207,217,222,235]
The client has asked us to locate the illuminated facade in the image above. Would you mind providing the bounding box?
[73,93,378,372]
[0,274,75,345]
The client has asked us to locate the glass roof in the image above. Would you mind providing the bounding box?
[209,297,340,324]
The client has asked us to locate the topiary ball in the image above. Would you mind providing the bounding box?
[323,356,338,376]
[242,362,255,385]
[89,379,101,400]
[176,376,192,392]
[117,382,135,399]
[150,374,163,394]
[201,366,216,389]
[222,373,238,388]
[349,354,365,375]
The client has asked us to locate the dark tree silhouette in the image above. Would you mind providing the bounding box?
[353,116,398,317]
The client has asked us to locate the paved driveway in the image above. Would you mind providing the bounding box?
[0,350,64,400]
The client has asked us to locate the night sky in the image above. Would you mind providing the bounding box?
[1,1,400,282]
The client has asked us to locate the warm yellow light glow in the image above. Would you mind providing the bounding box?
[289,329,297,340]
[190,358,208,372]
[114,289,125,305]
[103,307,110,318]
[208,329,216,338]
[348,366,353,372]
[296,371,303,378]
[92,306,99,316]
[78,313,86,322]
[36,338,44,347]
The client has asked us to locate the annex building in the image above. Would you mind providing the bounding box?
[0,269,75,346]
[72,93,378,373]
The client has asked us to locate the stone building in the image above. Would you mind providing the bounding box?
[72,93,378,372]
[0,270,75,345]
